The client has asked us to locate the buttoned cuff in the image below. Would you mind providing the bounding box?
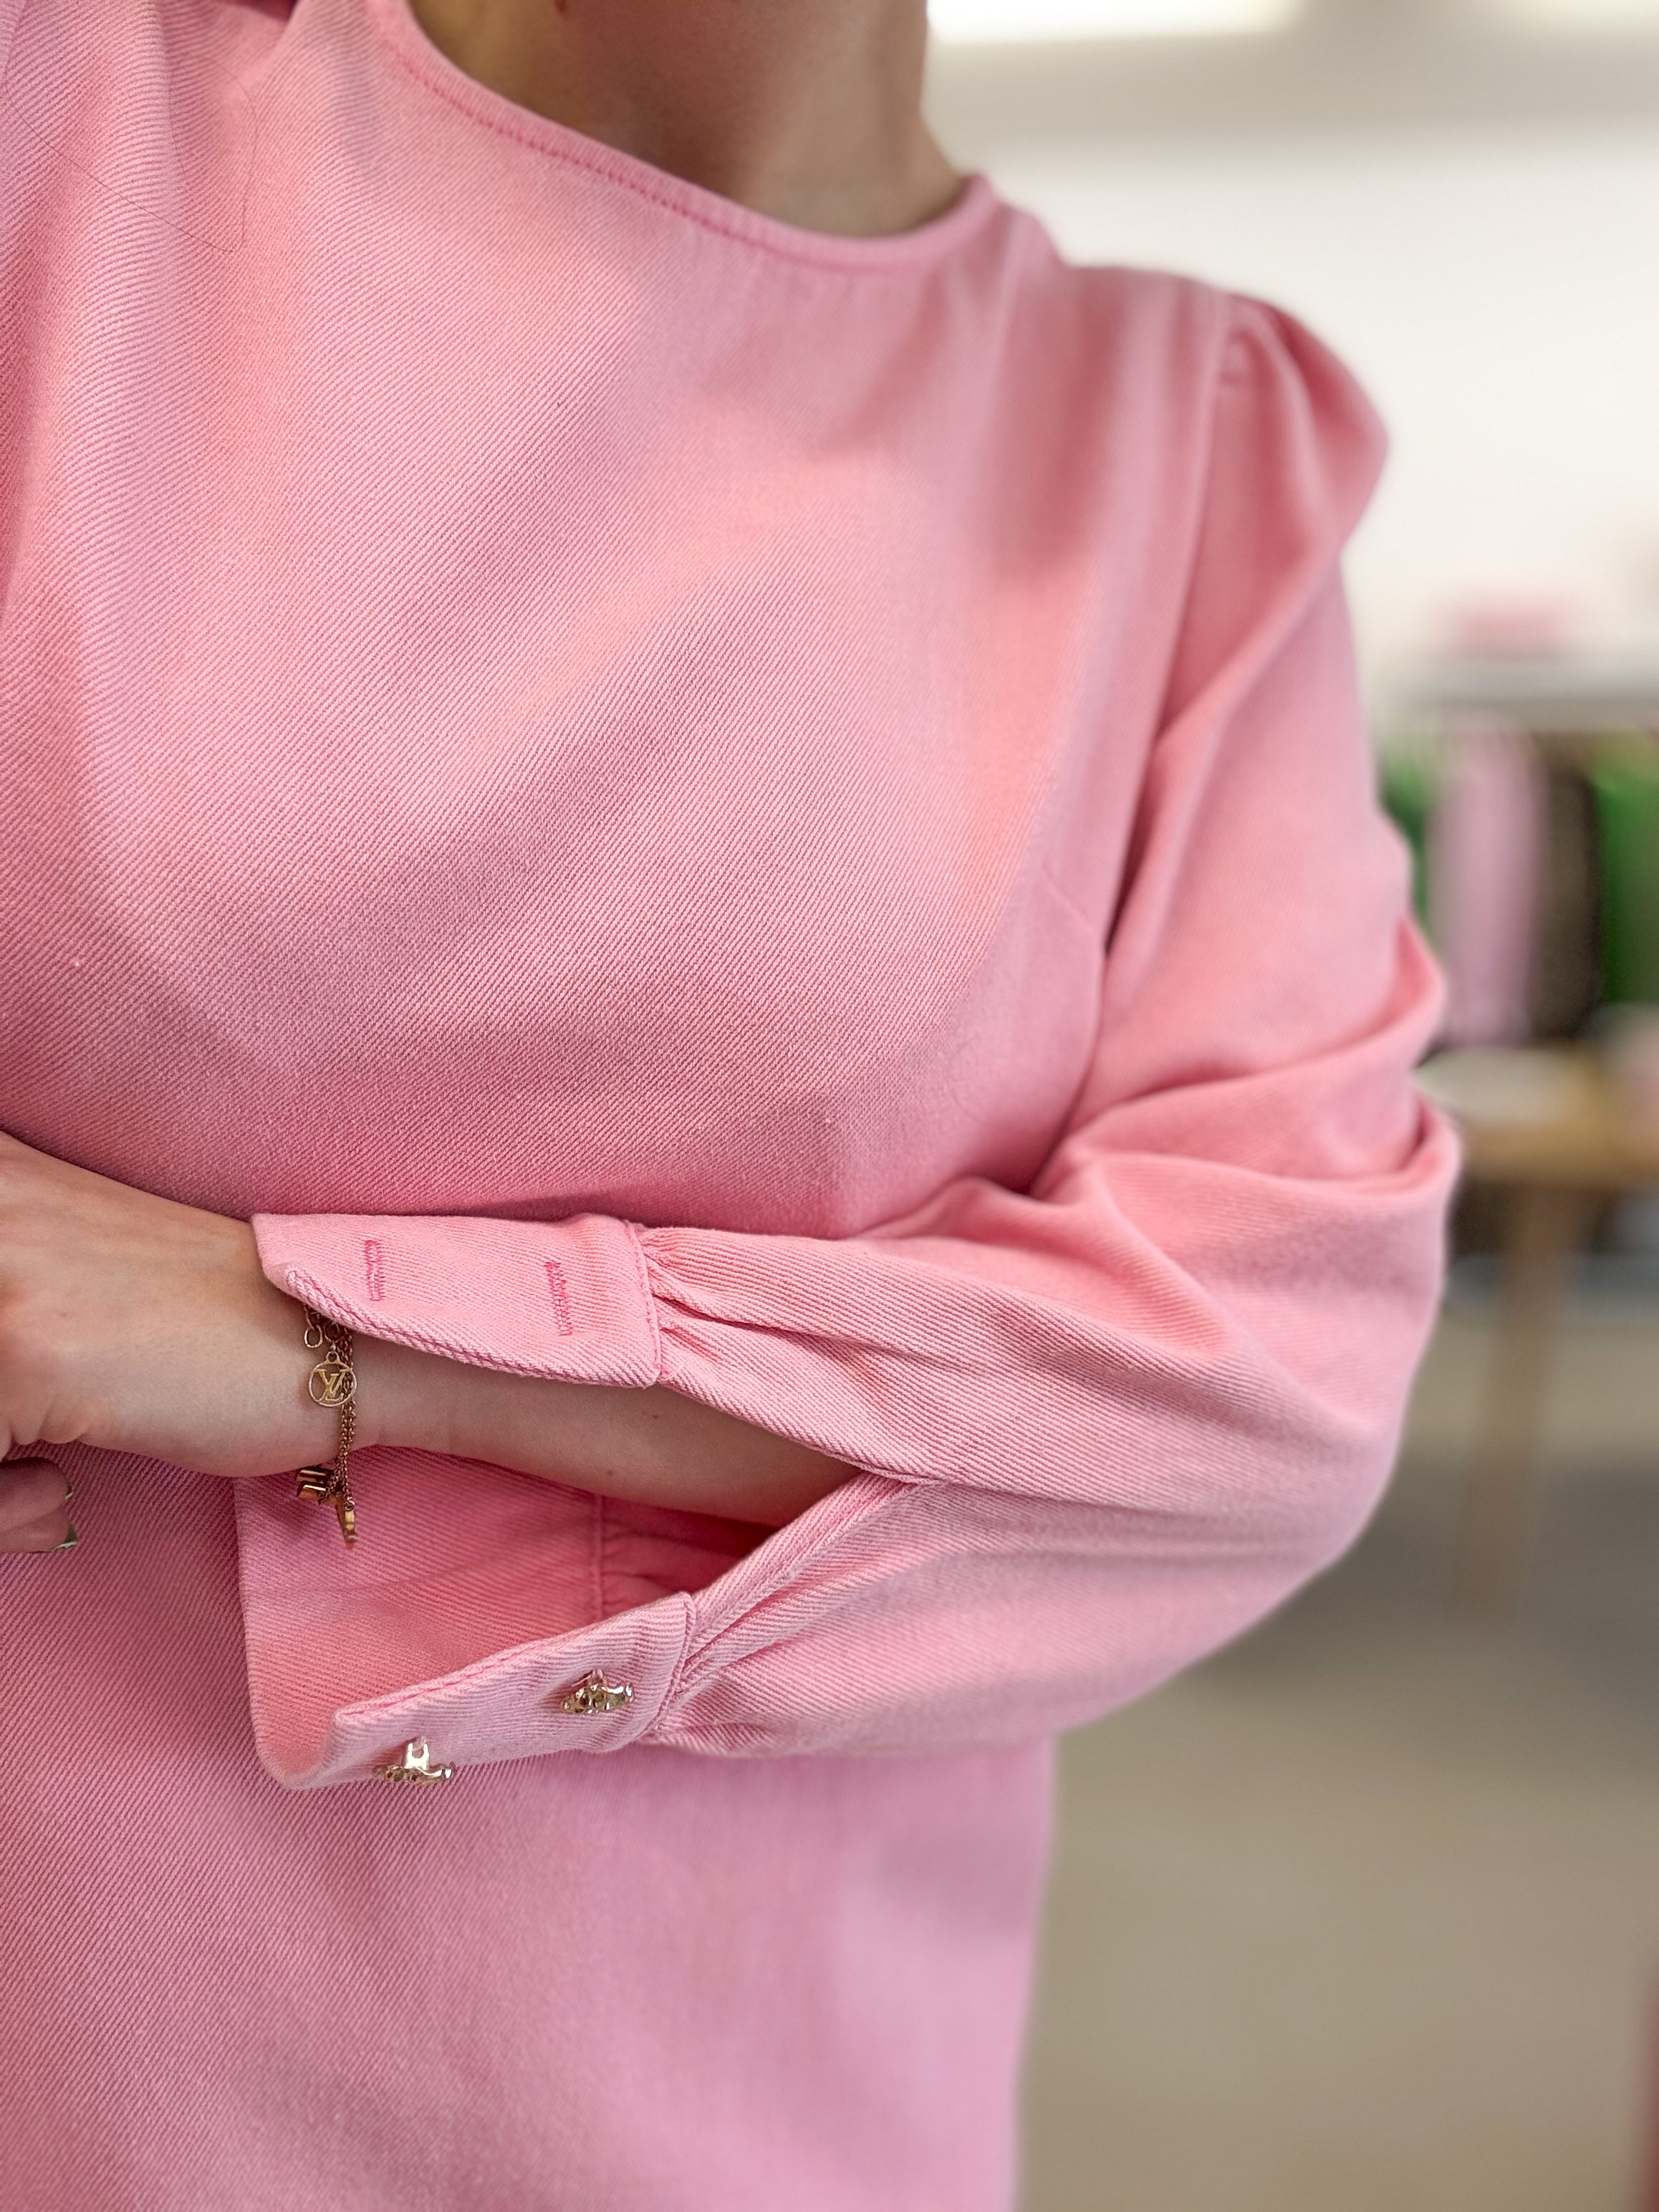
[252,1597,695,1790]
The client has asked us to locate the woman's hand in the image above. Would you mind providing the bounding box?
[0,1132,337,1526]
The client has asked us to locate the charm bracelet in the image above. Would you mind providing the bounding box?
[294,1306,359,1545]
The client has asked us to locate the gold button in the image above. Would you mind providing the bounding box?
[371,1739,456,1784]
[559,1671,635,1716]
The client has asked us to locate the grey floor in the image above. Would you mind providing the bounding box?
[1020,1299,1659,2212]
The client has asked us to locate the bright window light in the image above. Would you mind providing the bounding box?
[1497,0,1659,24]
[929,0,1303,42]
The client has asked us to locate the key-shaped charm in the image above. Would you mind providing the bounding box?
[296,1465,357,1546]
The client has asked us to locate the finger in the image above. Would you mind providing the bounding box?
[4,1506,76,1553]
[0,1458,75,1552]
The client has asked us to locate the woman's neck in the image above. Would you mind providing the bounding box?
[405,0,963,239]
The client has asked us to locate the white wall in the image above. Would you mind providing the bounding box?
[984,125,1659,706]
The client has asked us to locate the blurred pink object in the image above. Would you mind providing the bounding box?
[1429,718,1546,1047]
[1438,592,1582,659]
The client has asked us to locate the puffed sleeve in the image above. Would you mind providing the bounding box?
[246,295,1459,1787]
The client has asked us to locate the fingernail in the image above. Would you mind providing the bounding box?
[62,1484,74,1504]
[54,1525,78,1551]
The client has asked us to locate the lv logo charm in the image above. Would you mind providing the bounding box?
[307,1355,355,1409]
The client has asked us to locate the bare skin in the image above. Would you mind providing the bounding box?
[1,0,957,1554]
[405,0,963,238]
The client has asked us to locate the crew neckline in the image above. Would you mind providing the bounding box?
[360,0,1001,273]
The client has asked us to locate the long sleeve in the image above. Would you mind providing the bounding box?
[248,297,1460,1784]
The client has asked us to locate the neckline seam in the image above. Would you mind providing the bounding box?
[362,0,1001,276]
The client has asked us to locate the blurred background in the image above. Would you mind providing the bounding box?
[918,4,1659,2207]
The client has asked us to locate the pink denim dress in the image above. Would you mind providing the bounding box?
[0,1,1457,2203]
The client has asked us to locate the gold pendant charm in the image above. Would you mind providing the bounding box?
[296,1466,357,1546]
[307,1355,356,1408]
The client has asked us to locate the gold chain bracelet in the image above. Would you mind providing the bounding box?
[294,1306,358,1547]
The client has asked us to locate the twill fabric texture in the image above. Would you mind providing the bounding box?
[0,0,1458,2206]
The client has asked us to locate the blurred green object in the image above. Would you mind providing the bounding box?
[1590,750,1659,1008]
[1378,746,1436,930]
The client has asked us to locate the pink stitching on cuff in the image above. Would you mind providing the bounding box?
[362,1239,385,1302]
[544,1259,574,1337]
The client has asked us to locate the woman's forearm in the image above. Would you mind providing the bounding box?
[0,1125,855,1531]
[357,1332,860,1527]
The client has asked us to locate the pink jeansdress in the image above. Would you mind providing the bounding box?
[0,1,1458,2204]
